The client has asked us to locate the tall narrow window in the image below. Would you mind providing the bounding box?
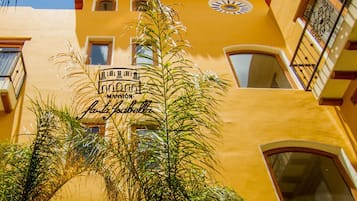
[87,40,112,65]
[0,40,25,75]
[95,0,116,11]
[0,40,27,112]
[82,122,106,137]
[265,148,355,201]
[132,42,154,66]
[227,52,292,88]
[132,0,148,11]
[131,124,159,168]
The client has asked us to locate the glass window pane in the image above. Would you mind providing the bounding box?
[267,152,354,201]
[0,47,19,51]
[0,47,20,75]
[133,0,147,11]
[90,44,109,65]
[135,45,153,65]
[229,53,292,88]
[99,1,113,10]
[135,127,159,168]
[87,126,100,134]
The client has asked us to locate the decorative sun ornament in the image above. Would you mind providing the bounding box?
[209,0,253,15]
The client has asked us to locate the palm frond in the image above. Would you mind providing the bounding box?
[133,0,235,200]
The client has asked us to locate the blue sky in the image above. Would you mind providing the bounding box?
[9,0,74,9]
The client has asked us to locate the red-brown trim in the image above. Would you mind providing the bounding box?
[350,88,357,105]
[0,38,31,50]
[319,97,343,105]
[345,40,357,50]
[331,71,357,80]
[265,0,271,6]
[1,92,12,113]
[75,0,83,9]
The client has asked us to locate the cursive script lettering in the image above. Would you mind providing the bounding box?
[77,99,153,120]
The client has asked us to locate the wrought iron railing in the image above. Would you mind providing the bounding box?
[290,0,350,90]
[0,50,26,98]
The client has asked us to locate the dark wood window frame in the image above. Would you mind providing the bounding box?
[82,122,106,137]
[130,123,158,143]
[95,0,116,11]
[0,39,27,50]
[132,0,148,11]
[226,50,297,89]
[264,147,356,201]
[131,39,156,66]
[130,123,159,168]
[87,40,113,65]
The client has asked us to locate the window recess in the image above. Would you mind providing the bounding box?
[227,52,292,89]
[130,124,160,169]
[264,148,356,201]
[132,40,155,66]
[95,0,116,11]
[82,122,106,137]
[87,40,113,65]
[132,0,148,11]
[0,40,27,113]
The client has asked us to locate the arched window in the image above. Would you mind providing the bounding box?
[225,45,296,88]
[95,0,116,11]
[264,147,356,201]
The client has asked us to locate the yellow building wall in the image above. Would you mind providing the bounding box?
[269,0,304,57]
[341,80,357,146]
[0,1,356,201]
[0,91,24,142]
[0,7,80,143]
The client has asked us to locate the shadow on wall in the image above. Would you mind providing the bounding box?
[0,83,26,142]
[74,0,286,59]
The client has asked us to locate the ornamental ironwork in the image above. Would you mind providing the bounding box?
[208,0,253,15]
[290,0,350,90]
[308,0,339,44]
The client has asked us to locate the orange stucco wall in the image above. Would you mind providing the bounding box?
[341,80,357,143]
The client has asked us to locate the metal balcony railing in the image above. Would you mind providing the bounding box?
[0,50,26,98]
[290,0,350,90]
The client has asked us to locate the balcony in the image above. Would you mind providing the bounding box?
[0,49,26,113]
[290,0,357,105]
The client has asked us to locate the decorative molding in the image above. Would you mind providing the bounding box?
[318,97,343,106]
[331,71,357,80]
[208,0,253,14]
[345,40,357,50]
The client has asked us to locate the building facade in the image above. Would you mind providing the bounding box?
[1,0,357,200]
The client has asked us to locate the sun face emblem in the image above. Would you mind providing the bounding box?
[209,0,253,14]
